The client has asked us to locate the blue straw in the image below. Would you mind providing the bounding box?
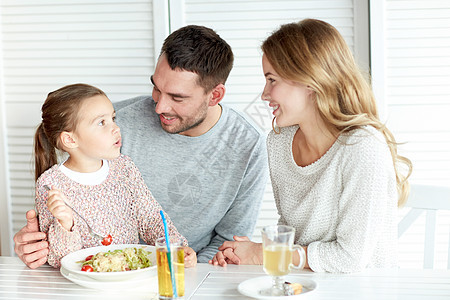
[160,210,177,298]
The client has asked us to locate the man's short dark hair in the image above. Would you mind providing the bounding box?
[161,25,234,93]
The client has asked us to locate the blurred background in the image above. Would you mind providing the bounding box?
[0,0,449,268]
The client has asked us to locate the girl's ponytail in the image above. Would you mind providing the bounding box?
[34,123,57,181]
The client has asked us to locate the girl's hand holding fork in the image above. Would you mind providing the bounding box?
[46,187,74,232]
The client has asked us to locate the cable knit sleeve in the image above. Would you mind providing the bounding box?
[35,183,82,268]
[123,157,188,247]
[307,131,396,273]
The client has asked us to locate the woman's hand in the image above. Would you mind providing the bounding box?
[209,236,264,267]
[46,187,74,231]
[183,247,197,268]
[209,248,236,266]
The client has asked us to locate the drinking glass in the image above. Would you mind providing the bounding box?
[260,225,306,296]
[156,237,185,299]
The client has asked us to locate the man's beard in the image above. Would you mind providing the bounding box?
[161,114,206,134]
[159,103,208,134]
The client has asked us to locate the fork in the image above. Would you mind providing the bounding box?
[43,185,106,242]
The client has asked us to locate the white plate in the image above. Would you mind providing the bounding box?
[60,265,158,292]
[60,244,157,282]
[238,275,317,299]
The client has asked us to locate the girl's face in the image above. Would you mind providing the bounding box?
[261,54,315,128]
[71,95,121,164]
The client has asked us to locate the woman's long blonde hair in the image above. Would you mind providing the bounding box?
[262,19,412,206]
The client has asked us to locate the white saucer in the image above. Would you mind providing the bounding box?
[238,275,317,299]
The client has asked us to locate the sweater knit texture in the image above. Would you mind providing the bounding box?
[267,125,398,273]
[35,154,186,268]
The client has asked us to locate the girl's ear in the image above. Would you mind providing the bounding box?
[60,131,77,149]
[209,83,226,106]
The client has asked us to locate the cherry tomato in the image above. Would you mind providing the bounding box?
[85,255,93,261]
[101,234,113,246]
[81,265,94,272]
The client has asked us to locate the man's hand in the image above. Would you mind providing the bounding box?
[209,236,263,267]
[13,209,49,269]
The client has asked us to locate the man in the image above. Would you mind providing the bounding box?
[14,25,268,266]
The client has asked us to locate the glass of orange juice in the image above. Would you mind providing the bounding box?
[156,237,185,299]
[260,225,305,296]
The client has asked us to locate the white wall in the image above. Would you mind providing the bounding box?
[0,0,156,255]
[0,0,368,255]
[0,0,448,269]
[0,5,11,254]
[372,0,450,269]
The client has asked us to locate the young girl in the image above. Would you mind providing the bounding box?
[211,19,413,273]
[34,83,196,268]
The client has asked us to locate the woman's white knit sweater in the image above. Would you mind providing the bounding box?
[267,125,398,273]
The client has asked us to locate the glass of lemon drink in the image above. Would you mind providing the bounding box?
[156,237,185,299]
[261,225,305,296]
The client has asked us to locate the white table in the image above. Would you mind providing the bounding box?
[1,256,450,299]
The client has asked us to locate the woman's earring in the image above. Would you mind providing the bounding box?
[272,117,281,134]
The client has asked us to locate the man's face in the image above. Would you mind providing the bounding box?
[151,55,212,136]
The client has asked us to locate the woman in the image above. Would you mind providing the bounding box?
[210,19,412,273]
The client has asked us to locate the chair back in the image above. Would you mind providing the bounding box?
[398,184,450,269]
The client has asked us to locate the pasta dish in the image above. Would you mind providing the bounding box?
[79,247,153,272]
